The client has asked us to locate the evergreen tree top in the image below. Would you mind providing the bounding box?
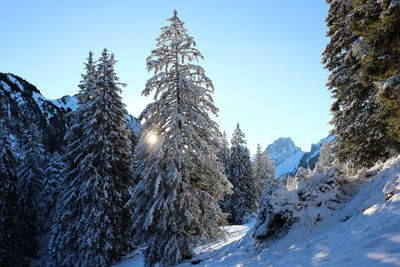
[256,144,262,155]
[144,9,205,78]
[231,123,246,147]
[78,51,97,105]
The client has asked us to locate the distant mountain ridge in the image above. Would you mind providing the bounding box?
[0,73,69,152]
[266,137,305,178]
[265,136,334,178]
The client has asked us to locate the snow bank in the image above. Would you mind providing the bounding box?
[253,163,342,241]
[178,155,400,266]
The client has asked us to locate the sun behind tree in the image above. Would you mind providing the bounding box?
[130,10,232,266]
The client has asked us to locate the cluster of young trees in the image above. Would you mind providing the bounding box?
[218,124,276,225]
[0,105,49,265]
[323,0,400,168]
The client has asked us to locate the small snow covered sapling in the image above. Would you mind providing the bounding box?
[253,162,343,240]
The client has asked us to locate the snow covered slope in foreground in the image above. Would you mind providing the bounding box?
[116,156,400,266]
[179,157,400,267]
[114,223,254,267]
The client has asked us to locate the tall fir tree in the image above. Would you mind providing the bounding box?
[50,50,134,266]
[0,121,21,266]
[322,0,395,168]
[17,125,46,264]
[228,123,258,224]
[253,144,275,198]
[131,10,231,266]
[349,0,400,146]
[48,51,97,266]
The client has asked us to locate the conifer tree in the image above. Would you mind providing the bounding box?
[0,121,21,266]
[37,152,64,263]
[218,131,231,175]
[131,10,231,266]
[253,144,275,198]
[349,0,400,146]
[228,123,258,224]
[218,131,232,214]
[18,125,46,263]
[314,140,333,172]
[50,50,133,266]
[322,0,394,168]
[48,51,97,266]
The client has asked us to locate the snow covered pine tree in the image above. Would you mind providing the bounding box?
[253,143,275,199]
[18,125,46,264]
[322,0,395,168]
[314,140,332,172]
[50,50,134,266]
[131,10,232,266]
[218,131,232,215]
[349,0,400,147]
[227,123,258,224]
[0,121,21,266]
[218,131,231,176]
[36,152,65,264]
[47,52,98,266]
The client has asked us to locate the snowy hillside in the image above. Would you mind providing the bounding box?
[0,72,69,152]
[181,156,400,266]
[50,95,79,113]
[116,156,400,267]
[266,137,305,177]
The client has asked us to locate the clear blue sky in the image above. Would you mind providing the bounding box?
[1,0,331,153]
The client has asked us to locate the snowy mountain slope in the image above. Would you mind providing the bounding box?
[274,150,305,178]
[0,72,140,152]
[266,137,305,177]
[265,136,336,178]
[174,156,400,267]
[50,95,79,113]
[0,72,68,152]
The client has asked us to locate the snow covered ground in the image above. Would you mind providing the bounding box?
[114,222,253,267]
[116,157,400,267]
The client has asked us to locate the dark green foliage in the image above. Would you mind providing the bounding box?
[349,0,400,144]
[322,0,399,168]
